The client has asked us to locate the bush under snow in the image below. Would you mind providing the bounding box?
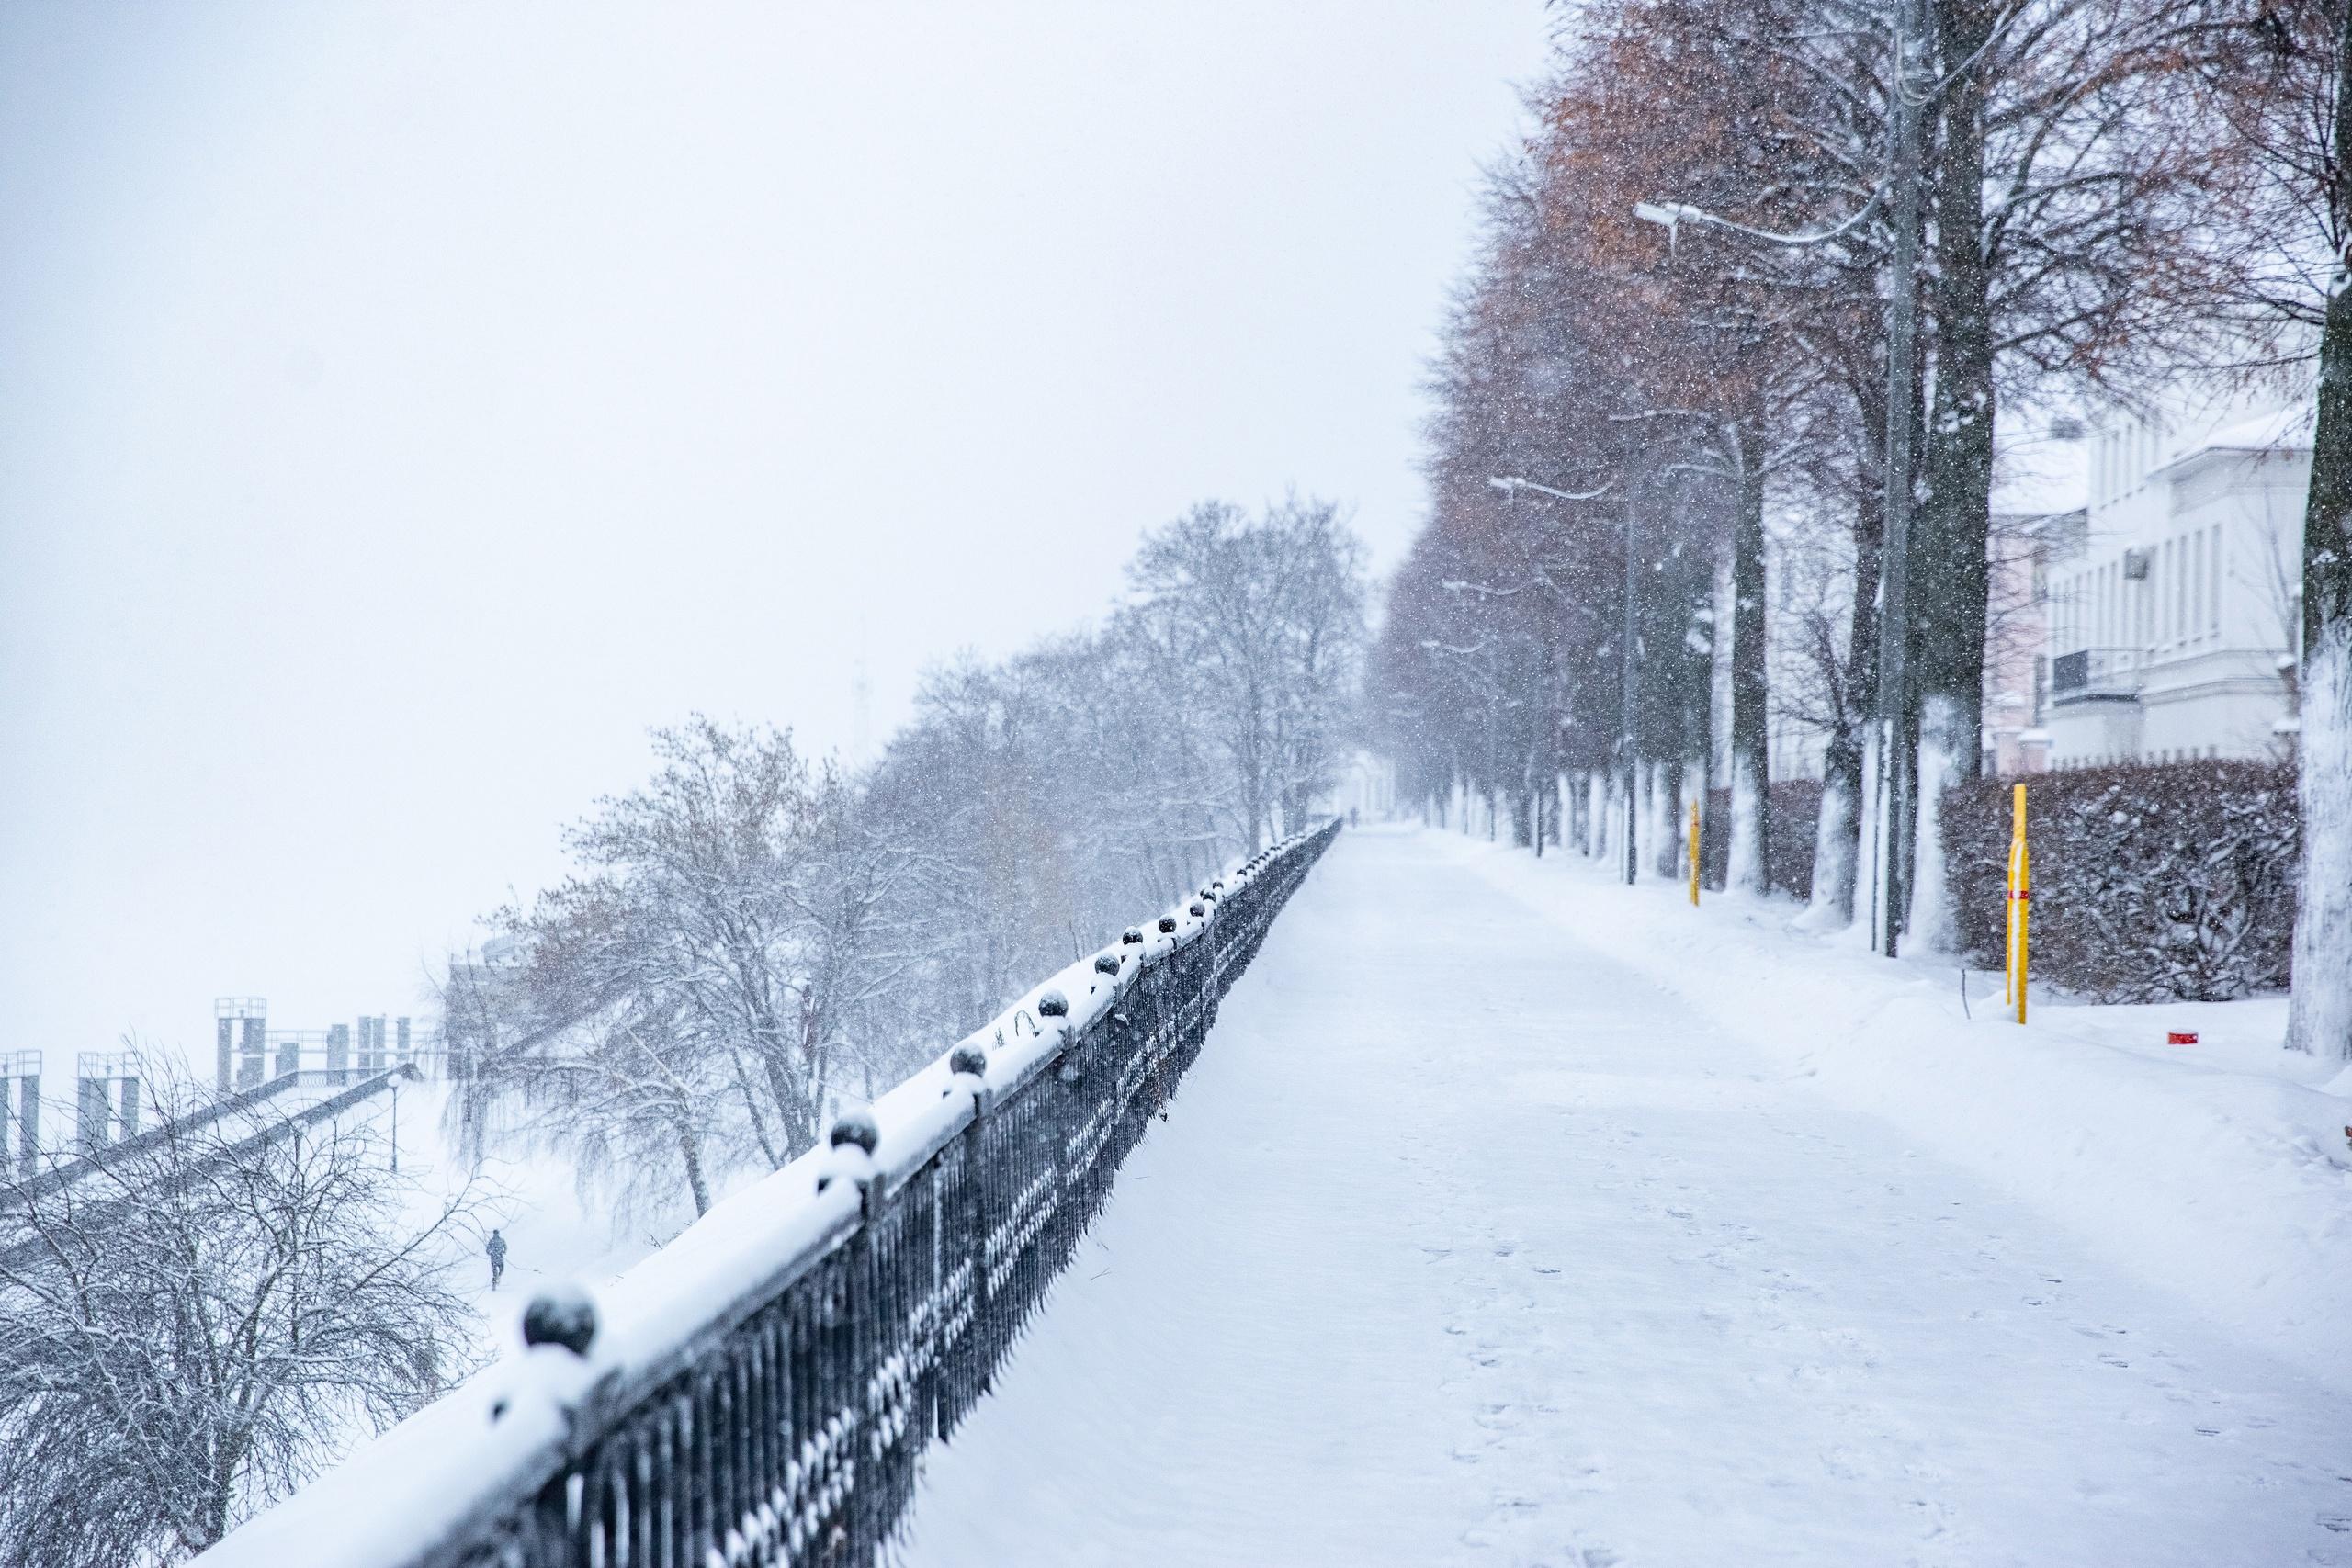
[1941,761,2300,1003]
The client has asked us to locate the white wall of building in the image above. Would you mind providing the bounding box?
[2044,388,2305,768]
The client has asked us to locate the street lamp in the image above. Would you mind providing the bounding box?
[1488,475,1611,504]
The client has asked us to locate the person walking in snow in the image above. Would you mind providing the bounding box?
[486,1228,508,1291]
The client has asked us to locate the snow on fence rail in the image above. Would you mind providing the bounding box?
[197,818,1342,1568]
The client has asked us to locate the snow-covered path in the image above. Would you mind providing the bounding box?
[900,827,2352,1567]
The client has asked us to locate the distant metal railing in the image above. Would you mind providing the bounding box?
[0,1066,420,1271]
[198,818,1342,1568]
[3,1065,415,1213]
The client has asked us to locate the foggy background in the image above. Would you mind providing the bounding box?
[0,3,1549,1079]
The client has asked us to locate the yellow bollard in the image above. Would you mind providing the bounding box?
[2004,815,2016,1005]
[1688,799,1701,906]
[2006,783,2029,1025]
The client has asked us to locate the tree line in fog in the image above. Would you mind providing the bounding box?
[445,496,1366,1215]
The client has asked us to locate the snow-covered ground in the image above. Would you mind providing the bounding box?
[227,1077,665,1372]
[369,1083,663,1366]
[899,824,2352,1566]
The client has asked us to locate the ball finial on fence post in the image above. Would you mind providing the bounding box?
[522,1285,598,1358]
[829,1110,879,1155]
[818,1109,881,1201]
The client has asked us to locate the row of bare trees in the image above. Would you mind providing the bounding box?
[0,498,1360,1568]
[448,495,1365,1220]
[1371,0,2352,1055]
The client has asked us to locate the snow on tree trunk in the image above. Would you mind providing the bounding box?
[1729,752,1765,894]
[1812,463,1883,931]
[1728,423,1772,895]
[1657,762,1681,881]
[1905,694,1967,953]
[1589,772,1611,861]
[1849,725,1884,950]
[2289,626,2351,1059]
[1646,761,1665,879]
[2290,12,2352,1060]
[1804,769,1859,928]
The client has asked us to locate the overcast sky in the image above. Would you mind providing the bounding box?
[0,2,1552,1084]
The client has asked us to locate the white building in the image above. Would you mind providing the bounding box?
[1984,422,2091,776]
[2041,388,2306,768]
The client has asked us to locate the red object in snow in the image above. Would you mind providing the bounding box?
[2167,1030,2199,1045]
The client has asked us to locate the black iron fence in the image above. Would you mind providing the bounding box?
[198,818,1340,1568]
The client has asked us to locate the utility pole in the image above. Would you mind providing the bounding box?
[1872,0,1922,956]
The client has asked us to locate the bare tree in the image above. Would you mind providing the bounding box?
[1122,498,1367,852]
[0,1057,483,1567]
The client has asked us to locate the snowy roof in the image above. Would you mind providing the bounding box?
[1990,425,2089,519]
[2153,400,2314,478]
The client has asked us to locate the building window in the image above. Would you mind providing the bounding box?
[2178,535,2191,646]
[2211,524,2224,638]
[2182,533,2201,644]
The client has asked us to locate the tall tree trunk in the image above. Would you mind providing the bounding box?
[1908,0,1998,952]
[1728,424,1773,894]
[1813,468,1884,924]
[2289,2,2352,1062]
[676,1121,712,1215]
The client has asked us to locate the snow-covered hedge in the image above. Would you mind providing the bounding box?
[1941,761,2300,1002]
[1701,779,1822,897]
